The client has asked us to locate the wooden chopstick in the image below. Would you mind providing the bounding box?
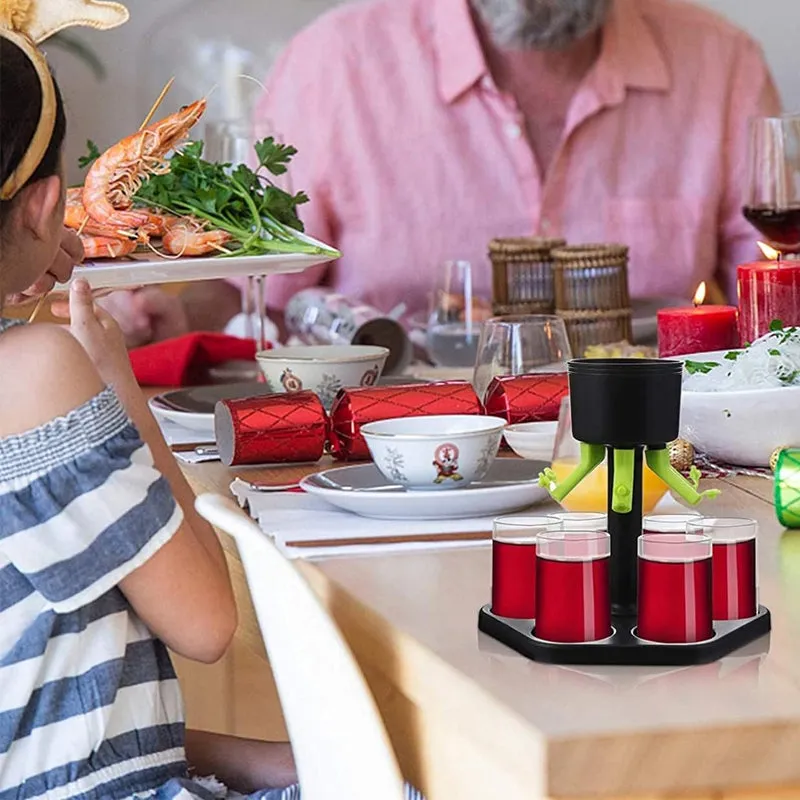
[285,530,492,549]
[140,77,175,130]
[27,293,49,323]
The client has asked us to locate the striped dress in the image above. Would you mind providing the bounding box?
[0,318,300,800]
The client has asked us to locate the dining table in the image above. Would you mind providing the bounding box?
[169,423,800,800]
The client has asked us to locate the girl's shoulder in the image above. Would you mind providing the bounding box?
[0,321,106,440]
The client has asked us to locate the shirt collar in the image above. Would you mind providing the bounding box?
[433,0,671,106]
[433,0,489,104]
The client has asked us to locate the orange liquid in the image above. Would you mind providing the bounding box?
[551,459,668,514]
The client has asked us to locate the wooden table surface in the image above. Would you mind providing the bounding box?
[176,452,800,800]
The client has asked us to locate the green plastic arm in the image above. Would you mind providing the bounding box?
[645,448,721,506]
[611,449,635,514]
[538,442,605,502]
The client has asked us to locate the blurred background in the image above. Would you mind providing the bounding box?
[50,0,797,186]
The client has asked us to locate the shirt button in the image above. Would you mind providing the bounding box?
[505,122,522,140]
[541,217,553,233]
[481,76,492,89]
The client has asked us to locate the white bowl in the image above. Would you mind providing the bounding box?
[503,421,559,462]
[256,345,389,410]
[679,349,800,467]
[361,415,507,491]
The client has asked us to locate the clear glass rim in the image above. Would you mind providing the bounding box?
[639,531,712,562]
[536,529,610,561]
[493,515,561,543]
[482,314,564,327]
[686,517,757,544]
[642,513,702,533]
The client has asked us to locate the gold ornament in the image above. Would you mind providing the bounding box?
[772,447,789,473]
[668,439,695,472]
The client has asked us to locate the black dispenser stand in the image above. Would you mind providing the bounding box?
[479,358,771,667]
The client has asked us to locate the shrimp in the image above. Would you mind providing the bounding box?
[162,222,233,256]
[80,235,138,260]
[65,187,138,239]
[82,98,207,230]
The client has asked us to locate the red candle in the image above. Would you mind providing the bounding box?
[738,261,800,345]
[657,287,738,358]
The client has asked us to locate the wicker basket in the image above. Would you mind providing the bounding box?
[552,244,632,356]
[489,237,566,317]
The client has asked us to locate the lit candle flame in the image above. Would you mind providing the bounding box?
[757,241,781,261]
[693,282,707,307]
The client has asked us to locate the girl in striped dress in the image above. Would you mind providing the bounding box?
[0,32,356,800]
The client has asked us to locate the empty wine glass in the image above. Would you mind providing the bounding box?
[472,315,571,400]
[743,115,800,253]
[426,261,491,368]
[204,120,253,167]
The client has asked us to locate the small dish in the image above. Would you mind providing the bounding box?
[503,421,559,462]
[300,460,548,520]
[256,345,390,409]
[361,414,506,491]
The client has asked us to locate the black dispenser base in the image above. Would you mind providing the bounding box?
[478,605,771,666]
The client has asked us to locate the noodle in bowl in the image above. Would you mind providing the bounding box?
[679,335,800,466]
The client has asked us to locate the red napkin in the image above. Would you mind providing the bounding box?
[130,333,260,387]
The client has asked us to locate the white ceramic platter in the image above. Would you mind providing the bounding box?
[57,231,337,291]
[148,396,217,439]
[300,459,549,520]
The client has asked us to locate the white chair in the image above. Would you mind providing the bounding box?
[194,493,406,800]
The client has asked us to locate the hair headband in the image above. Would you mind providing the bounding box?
[0,0,129,200]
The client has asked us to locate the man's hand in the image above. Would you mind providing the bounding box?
[97,288,190,348]
[5,227,84,305]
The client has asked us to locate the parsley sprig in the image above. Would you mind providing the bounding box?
[133,138,340,259]
[78,140,101,171]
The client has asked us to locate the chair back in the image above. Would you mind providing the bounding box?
[195,493,405,800]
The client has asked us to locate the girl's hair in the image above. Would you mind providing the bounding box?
[0,36,67,230]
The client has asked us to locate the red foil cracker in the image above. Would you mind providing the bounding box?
[215,391,328,467]
[483,373,568,424]
[329,381,483,461]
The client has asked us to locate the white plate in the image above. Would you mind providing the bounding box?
[300,460,548,520]
[148,397,216,439]
[58,230,337,291]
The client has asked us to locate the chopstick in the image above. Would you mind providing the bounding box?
[27,293,49,323]
[140,77,175,130]
[285,530,492,549]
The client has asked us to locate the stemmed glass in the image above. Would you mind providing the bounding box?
[472,315,571,400]
[425,261,491,368]
[743,115,800,254]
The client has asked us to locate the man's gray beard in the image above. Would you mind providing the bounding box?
[471,0,612,50]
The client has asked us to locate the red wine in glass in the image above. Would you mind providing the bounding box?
[491,540,537,619]
[535,555,611,643]
[637,557,713,643]
[742,206,800,249]
[712,539,757,621]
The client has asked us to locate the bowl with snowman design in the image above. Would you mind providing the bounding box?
[256,345,390,410]
[361,415,507,491]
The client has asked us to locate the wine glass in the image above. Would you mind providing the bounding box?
[743,115,800,253]
[472,315,571,400]
[425,261,491,367]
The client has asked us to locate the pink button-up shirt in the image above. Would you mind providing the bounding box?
[254,0,780,315]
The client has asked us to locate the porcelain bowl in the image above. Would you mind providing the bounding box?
[503,421,559,462]
[361,415,507,491]
[680,349,800,467]
[256,345,390,410]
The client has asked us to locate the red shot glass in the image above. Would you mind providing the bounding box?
[534,530,612,643]
[491,515,560,619]
[687,517,758,621]
[637,532,713,644]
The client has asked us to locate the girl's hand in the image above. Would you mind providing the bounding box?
[6,228,84,305]
[52,279,135,389]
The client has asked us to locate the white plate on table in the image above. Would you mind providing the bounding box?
[57,231,337,291]
[300,459,548,520]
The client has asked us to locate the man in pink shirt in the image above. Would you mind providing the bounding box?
[106,0,780,345]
